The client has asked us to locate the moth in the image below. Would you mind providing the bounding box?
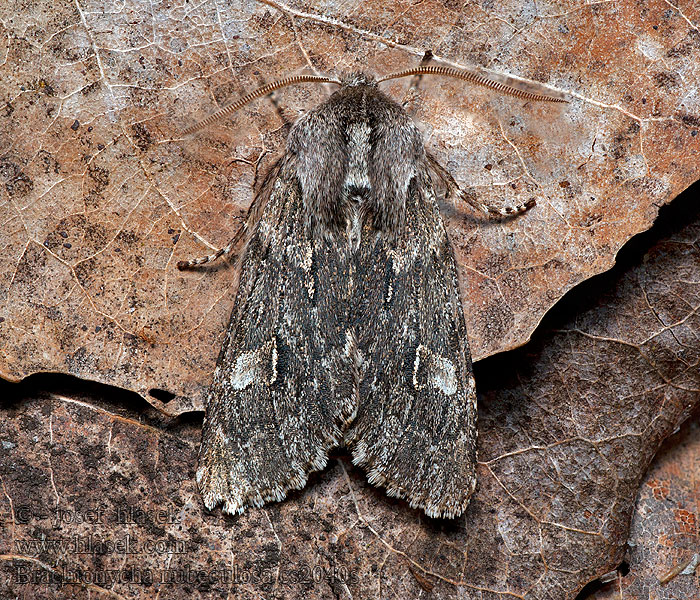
[179,65,565,518]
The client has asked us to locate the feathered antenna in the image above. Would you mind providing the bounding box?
[182,74,342,135]
[379,65,568,103]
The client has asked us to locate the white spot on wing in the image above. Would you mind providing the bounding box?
[413,344,458,396]
[229,339,277,390]
[413,344,424,390]
[269,339,278,385]
[229,351,259,390]
[431,355,457,395]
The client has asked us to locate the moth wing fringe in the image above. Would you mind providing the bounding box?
[350,442,476,519]
[197,448,334,515]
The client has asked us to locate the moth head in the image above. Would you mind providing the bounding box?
[340,72,378,88]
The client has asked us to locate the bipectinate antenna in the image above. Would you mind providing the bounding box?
[379,65,568,103]
[181,74,342,136]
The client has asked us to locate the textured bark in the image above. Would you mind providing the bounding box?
[1,185,698,600]
[1,0,699,413]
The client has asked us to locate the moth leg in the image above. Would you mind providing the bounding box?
[401,50,434,114]
[265,85,295,132]
[176,229,243,270]
[427,152,535,217]
[177,159,285,271]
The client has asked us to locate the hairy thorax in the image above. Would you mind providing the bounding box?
[287,74,426,245]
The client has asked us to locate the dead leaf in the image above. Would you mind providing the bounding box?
[1,1,699,414]
[1,178,698,600]
[590,417,700,600]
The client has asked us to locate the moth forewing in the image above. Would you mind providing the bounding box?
[182,67,561,518]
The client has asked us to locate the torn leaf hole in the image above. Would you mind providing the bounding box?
[575,560,629,599]
[148,388,176,404]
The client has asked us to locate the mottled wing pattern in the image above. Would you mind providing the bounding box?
[196,158,356,514]
[196,75,479,519]
[346,170,477,519]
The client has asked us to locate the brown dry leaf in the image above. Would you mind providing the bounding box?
[1,1,699,414]
[590,417,700,600]
[1,176,698,599]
